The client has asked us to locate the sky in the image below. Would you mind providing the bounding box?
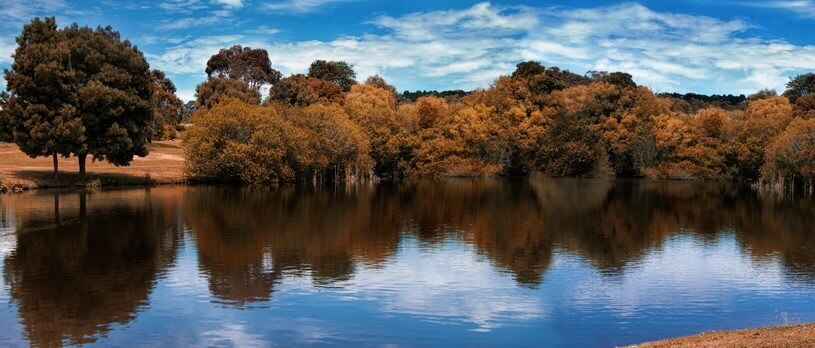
[1,0,815,101]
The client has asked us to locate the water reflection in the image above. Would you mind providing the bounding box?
[0,179,813,346]
[1,189,182,346]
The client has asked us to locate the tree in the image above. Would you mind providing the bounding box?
[195,77,261,109]
[0,93,15,142]
[183,99,301,183]
[722,96,792,181]
[148,69,183,141]
[511,61,547,79]
[2,17,153,177]
[365,75,400,101]
[308,60,357,91]
[783,73,815,104]
[267,74,344,106]
[205,45,282,90]
[762,118,815,188]
[291,104,373,181]
[598,72,637,89]
[345,84,405,177]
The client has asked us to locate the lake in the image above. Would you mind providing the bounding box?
[0,179,814,347]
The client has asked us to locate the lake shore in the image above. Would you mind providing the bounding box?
[630,324,815,347]
[0,140,187,191]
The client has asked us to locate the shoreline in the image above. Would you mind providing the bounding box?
[629,324,815,347]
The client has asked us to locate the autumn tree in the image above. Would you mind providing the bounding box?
[267,74,344,106]
[344,83,406,177]
[308,60,357,91]
[762,118,815,188]
[2,18,153,177]
[783,73,815,104]
[195,77,261,109]
[183,99,301,183]
[288,104,373,181]
[365,75,400,101]
[149,69,183,141]
[511,61,547,79]
[206,45,282,90]
[722,96,792,181]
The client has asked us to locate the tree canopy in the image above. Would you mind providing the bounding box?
[307,60,357,91]
[1,17,154,177]
[205,45,282,90]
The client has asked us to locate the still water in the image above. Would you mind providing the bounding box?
[0,179,814,347]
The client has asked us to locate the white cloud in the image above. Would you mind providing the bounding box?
[745,1,815,17]
[147,1,815,94]
[0,0,69,24]
[0,37,15,64]
[245,25,281,35]
[214,0,243,8]
[345,239,545,332]
[158,0,210,13]
[157,9,234,30]
[263,0,357,14]
[146,35,248,75]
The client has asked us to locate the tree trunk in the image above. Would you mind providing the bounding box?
[78,153,87,176]
[52,153,59,179]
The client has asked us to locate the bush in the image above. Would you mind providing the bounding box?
[762,118,815,187]
[161,125,178,141]
[183,99,300,183]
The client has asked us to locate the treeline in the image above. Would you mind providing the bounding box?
[183,46,815,187]
[2,18,815,187]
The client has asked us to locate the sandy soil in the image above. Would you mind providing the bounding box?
[629,324,815,347]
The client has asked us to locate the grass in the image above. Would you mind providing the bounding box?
[628,324,815,347]
[0,140,187,190]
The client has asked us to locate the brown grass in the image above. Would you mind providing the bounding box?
[0,140,186,189]
[629,324,815,348]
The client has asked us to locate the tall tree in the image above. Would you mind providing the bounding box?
[511,61,547,79]
[783,73,815,103]
[1,18,84,178]
[195,77,262,109]
[148,69,183,141]
[267,74,344,106]
[2,18,153,177]
[308,60,357,91]
[205,45,282,90]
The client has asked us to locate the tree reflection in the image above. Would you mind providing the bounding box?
[182,185,401,304]
[2,179,814,342]
[180,179,815,298]
[2,189,182,346]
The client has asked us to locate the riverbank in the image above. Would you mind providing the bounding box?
[630,324,815,347]
[0,140,186,191]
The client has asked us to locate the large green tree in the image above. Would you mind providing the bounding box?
[148,69,183,141]
[783,73,815,103]
[195,77,262,109]
[307,60,357,91]
[205,45,281,90]
[2,17,154,177]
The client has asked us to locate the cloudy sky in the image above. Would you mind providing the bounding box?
[1,0,815,101]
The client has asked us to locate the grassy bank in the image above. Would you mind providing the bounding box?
[0,140,186,190]
[630,324,815,347]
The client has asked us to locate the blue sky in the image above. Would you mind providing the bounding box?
[1,0,815,101]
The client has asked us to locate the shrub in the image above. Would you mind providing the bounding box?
[183,99,300,183]
[762,118,815,187]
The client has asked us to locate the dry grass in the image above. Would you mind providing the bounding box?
[629,324,815,348]
[0,140,186,189]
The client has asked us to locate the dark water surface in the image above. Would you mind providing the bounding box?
[1,179,814,347]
